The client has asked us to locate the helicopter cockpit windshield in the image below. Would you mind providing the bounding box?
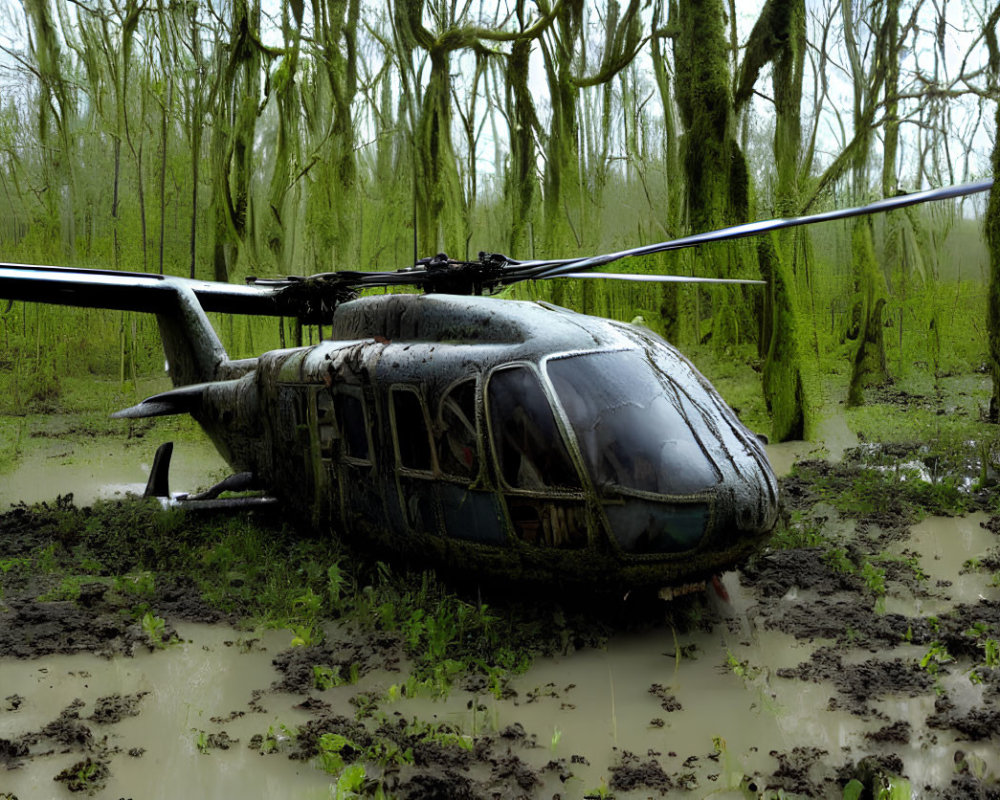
[546,350,721,497]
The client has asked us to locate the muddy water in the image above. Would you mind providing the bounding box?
[0,431,228,507]
[0,625,330,799]
[4,437,1000,797]
[3,562,998,798]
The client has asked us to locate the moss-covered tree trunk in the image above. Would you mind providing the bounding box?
[650,2,683,343]
[846,221,890,405]
[980,5,1000,420]
[264,6,303,275]
[760,236,805,439]
[504,35,540,257]
[23,0,76,259]
[210,0,263,283]
[747,0,813,440]
[843,0,890,404]
[986,47,1000,419]
[672,0,752,350]
[539,0,584,266]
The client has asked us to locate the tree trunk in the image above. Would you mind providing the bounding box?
[673,0,752,350]
[987,102,1000,420]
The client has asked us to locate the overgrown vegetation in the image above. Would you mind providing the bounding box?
[0,496,659,696]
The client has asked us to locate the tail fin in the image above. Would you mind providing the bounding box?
[156,284,227,385]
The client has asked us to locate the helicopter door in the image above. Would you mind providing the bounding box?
[486,366,588,548]
[389,387,440,535]
[333,385,387,537]
[305,386,337,524]
[433,379,506,545]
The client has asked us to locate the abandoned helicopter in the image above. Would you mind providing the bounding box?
[0,178,991,590]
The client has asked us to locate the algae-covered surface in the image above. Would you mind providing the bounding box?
[4,378,1000,798]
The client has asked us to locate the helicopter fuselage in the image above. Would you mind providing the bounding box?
[192,293,779,589]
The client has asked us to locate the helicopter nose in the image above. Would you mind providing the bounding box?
[709,456,779,544]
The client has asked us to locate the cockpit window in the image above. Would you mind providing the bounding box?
[488,366,581,491]
[547,350,720,495]
[437,380,478,479]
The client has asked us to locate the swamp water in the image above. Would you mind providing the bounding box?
[2,435,1000,797]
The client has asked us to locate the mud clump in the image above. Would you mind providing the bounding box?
[396,772,483,800]
[0,598,147,659]
[609,751,673,794]
[269,633,402,694]
[53,755,110,793]
[271,703,546,799]
[927,694,1000,741]
[88,692,148,725]
[777,650,933,716]
[0,737,30,769]
[205,731,238,750]
[648,683,682,712]
[767,747,832,797]
[865,720,912,745]
[42,699,94,748]
[742,548,860,597]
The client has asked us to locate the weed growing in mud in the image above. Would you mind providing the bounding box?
[313,663,360,690]
[255,723,296,755]
[140,612,169,648]
[0,556,29,574]
[329,763,368,800]
[724,650,760,681]
[317,732,361,774]
[583,778,613,799]
[53,756,110,794]
[36,573,101,602]
[986,639,1000,668]
[768,511,827,549]
[920,641,954,685]
[791,458,976,522]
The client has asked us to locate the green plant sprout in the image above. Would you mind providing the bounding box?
[141,612,169,648]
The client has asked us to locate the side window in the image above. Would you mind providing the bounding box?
[488,366,580,491]
[335,389,371,462]
[316,390,337,459]
[437,380,478,479]
[391,388,433,471]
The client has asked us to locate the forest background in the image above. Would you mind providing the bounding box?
[0,0,997,445]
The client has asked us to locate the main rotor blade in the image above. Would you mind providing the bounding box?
[0,262,282,315]
[559,272,766,284]
[519,179,993,282]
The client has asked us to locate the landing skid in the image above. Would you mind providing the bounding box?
[143,442,277,510]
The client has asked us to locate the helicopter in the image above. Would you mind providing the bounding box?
[0,178,992,592]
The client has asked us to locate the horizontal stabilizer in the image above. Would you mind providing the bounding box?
[111,383,211,419]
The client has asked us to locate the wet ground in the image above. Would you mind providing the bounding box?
[4,416,1000,798]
